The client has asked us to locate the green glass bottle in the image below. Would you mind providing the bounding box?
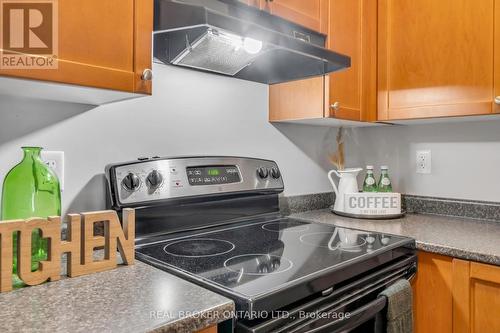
[1,147,61,287]
[377,165,393,192]
[362,165,378,192]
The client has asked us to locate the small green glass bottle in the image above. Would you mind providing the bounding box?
[378,165,393,192]
[362,165,377,192]
[1,147,61,287]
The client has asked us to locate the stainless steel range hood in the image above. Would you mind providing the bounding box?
[153,0,350,84]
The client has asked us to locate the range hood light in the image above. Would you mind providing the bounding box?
[215,30,243,51]
[216,31,262,55]
[243,37,262,54]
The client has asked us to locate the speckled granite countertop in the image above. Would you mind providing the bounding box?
[0,261,234,333]
[291,209,500,266]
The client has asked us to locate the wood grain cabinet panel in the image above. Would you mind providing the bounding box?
[0,0,153,94]
[415,252,500,333]
[413,251,453,333]
[327,0,376,121]
[260,0,328,32]
[196,325,217,333]
[269,76,326,121]
[378,0,495,120]
[453,260,500,333]
[268,0,377,123]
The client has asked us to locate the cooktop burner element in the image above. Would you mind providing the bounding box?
[299,231,367,251]
[163,238,235,257]
[262,221,310,232]
[224,254,293,275]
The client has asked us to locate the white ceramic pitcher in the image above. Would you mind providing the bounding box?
[328,168,363,212]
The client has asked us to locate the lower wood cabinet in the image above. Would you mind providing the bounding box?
[454,260,500,333]
[413,252,453,333]
[414,251,500,333]
[196,325,217,333]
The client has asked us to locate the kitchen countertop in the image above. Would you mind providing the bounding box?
[3,210,498,333]
[290,209,500,266]
[0,260,234,333]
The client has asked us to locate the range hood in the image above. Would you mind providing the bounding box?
[153,0,350,84]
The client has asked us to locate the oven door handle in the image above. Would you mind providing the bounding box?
[291,296,387,333]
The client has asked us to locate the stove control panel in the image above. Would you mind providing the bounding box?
[106,156,284,207]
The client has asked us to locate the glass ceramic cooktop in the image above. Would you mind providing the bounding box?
[136,218,411,298]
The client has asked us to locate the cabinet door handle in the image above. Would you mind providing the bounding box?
[331,102,340,111]
[141,69,153,81]
[495,96,500,105]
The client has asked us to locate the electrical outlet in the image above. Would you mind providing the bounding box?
[416,150,431,174]
[41,151,64,191]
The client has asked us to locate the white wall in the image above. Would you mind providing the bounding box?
[1,63,500,217]
[0,64,339,214]
[346,120,500,202]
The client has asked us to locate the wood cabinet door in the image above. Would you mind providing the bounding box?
[260,0,328,33]
[327,0,376,121]
[413,252,453,333]
[453,260,500,333]
[0,0,152,94]
[378,0,494,120]
[196,325,217,333]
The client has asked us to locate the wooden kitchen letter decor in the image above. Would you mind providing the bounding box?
[0,209,135,292]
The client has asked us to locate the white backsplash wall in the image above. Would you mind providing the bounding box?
[347,120,500,202]
[0,64,339,215]
[2,64,500,216]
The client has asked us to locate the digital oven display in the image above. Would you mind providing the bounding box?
[186,165,241,186]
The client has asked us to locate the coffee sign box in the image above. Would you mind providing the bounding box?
[343,193,401,216]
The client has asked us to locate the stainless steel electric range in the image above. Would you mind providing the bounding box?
[105,156,416,333]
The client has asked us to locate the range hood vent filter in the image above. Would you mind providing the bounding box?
[173,29,268,76]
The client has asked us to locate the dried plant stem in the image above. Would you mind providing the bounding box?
[329,127,345,170]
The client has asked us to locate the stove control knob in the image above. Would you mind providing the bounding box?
[146,170,163,189]
[257,167,268,179]
[122,173,140,191]
[270,167,281,179]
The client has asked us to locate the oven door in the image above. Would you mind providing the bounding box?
[236,254,416,333]
[283,289,387,333]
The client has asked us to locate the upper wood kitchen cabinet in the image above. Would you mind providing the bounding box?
[260,0,329,33]
[269,0,377,123]
[0,0,153,95]
[327,0,377,121]
[378,0,496,120]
